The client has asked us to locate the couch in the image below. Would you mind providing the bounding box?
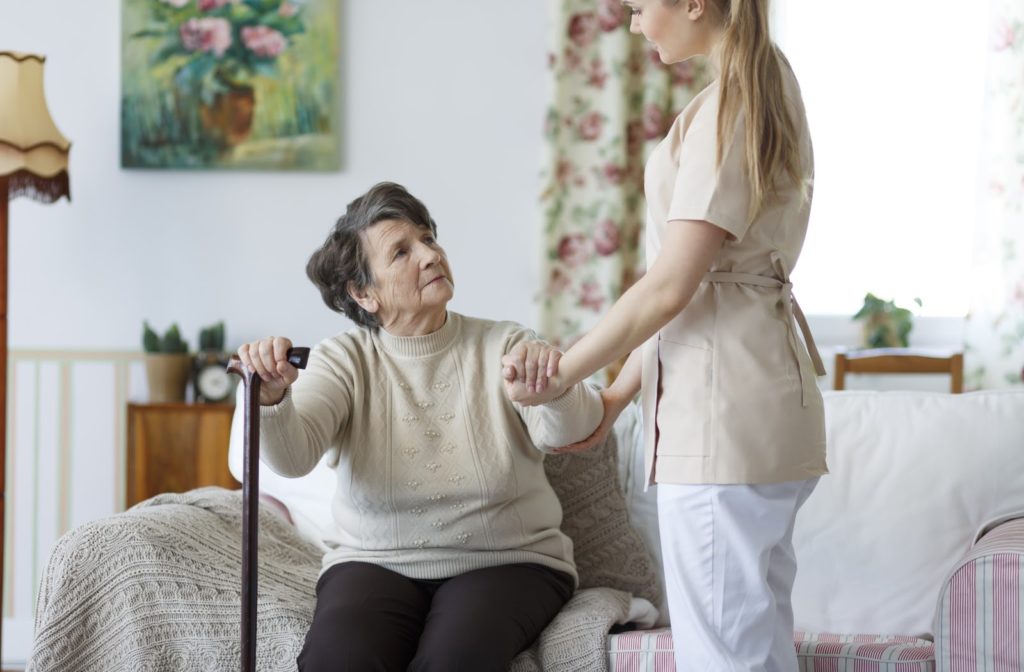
[242,389,1024,671]
[607,389,1024,671]
[28,389,1024,671]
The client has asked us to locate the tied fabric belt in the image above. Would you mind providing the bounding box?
[703,260,825,407]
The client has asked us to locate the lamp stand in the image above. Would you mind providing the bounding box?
[0,175,8,660]
[0,52,72,664]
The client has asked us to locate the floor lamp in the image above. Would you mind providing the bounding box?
[0,50,71,659]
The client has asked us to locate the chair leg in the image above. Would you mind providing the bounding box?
[834,353,847,391]
[951,353,964,393]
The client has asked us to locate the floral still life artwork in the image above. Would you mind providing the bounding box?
[121,0,339,170]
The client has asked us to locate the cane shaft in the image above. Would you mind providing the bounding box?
[228,346,310,672]
[241,374,260,672]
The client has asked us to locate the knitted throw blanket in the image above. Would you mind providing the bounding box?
[28,431,658,671]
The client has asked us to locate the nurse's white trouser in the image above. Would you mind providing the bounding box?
[657,477,819,672]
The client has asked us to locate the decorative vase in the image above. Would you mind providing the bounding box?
[145,353,194,403]
[860,314,907,349]
[198,84,255,149]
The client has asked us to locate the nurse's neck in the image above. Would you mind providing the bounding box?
[699,23,726,73]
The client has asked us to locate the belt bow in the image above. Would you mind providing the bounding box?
[703,253,825,407]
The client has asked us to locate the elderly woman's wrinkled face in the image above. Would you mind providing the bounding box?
[355,218,454,333]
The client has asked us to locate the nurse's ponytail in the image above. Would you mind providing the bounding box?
[710,0,806,219]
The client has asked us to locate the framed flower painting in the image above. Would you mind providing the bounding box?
[121,0,339,170]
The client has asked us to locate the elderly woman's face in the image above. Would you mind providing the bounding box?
[357,218,454,332]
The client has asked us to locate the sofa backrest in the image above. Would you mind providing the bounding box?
[791,390,1024,636]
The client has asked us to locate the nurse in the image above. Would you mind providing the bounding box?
[504,0,828,669]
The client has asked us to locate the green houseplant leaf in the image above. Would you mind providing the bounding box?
[852,293,922,349]
[198,321,226,352]
[142,321,161,353]
[142,322,190,354]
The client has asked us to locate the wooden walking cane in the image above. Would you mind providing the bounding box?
[227,346,310,672]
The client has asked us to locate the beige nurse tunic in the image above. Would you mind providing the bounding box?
[640,61,828,486]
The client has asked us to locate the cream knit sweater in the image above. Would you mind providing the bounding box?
[259,312,603,585]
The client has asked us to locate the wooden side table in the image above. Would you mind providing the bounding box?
[833,348,964,393]
[126,402,240,507]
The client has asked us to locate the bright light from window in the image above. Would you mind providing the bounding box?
[773,0,989,316]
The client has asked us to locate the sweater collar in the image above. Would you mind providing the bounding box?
[376,312,459,358]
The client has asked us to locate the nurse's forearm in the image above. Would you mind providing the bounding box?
[557,275,687,388]
[557,219,726,390]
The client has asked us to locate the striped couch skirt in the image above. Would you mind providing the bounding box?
[606,518,1024,672]
[606,630,936,672]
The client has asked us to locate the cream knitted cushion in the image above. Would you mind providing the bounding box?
[544,429,661,606]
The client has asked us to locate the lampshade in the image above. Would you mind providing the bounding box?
[0,51,70,203]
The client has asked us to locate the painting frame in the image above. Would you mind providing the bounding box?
[121,0,340,171]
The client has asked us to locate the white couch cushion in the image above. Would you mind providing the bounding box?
[228,393,335,551]
[791,390,1024,636]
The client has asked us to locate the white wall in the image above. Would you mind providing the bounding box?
[3,0,550,352]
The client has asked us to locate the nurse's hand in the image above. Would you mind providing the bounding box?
[236,336,299,406]
[503,372,569,407]
[554,388,630,454]
[501,340,563,396]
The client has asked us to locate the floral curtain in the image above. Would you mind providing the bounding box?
[964,0,1024,389]
[539,0,712,364]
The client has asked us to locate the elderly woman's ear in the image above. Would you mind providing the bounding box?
[347,281,380,315]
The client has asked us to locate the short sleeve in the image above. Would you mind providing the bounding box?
[666,103,753,242]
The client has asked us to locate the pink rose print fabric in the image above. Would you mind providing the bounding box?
[540,0,711,360]
[964,0,1024,389]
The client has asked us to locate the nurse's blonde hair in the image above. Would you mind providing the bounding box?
[678,0,806,220]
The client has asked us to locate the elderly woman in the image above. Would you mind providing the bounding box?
[236,181,603,672]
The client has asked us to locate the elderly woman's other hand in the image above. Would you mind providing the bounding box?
[501,340,562,396]
[237,336,300,405]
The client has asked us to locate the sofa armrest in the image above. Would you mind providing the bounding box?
[935,517,1024,672]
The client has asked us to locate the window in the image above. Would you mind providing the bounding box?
[773,1,989,316]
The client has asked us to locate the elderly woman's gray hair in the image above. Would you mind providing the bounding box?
[307,182,438,330]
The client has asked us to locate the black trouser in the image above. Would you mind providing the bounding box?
[297,561,575,672]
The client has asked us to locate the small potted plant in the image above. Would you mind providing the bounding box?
[143,321,193,402]
[852,293,922,349]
